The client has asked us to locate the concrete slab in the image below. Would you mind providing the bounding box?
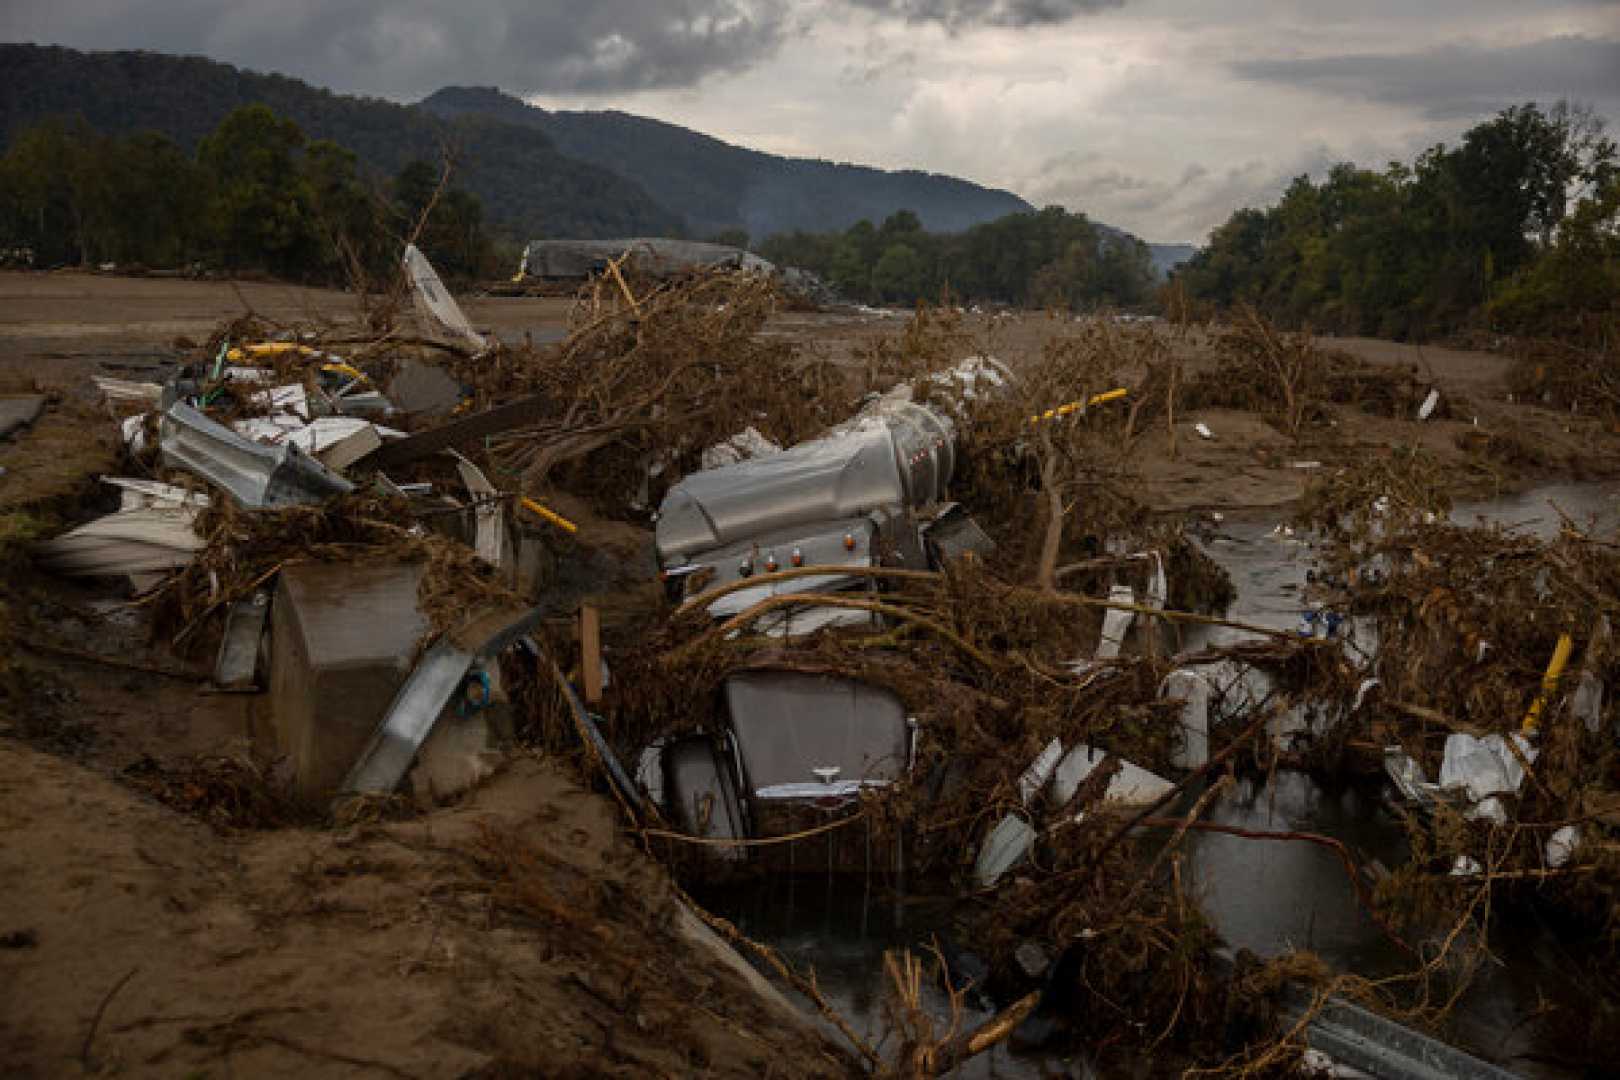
[0,395,46,440]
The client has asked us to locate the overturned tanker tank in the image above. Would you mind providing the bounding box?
[644,366,1000,860]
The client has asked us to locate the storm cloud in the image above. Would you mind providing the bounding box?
[0,0,793,97]
[6,0,1618,242]
[1234,34,1620,120]
[846,1,1126,28]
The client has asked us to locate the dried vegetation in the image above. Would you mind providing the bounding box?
[15,262,1620,1075]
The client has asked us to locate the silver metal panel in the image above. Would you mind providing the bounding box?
[341,607,545,794]
[690,518,878,614]
[1283,989,1518,1080]
[723,671,908,795]
[885,400,955,506]
[923,503,995,563]
[656,418,906,561]
[403,243,486,352]
[160,402,353,508]
[213,590,270,691]
[665,735,748,860]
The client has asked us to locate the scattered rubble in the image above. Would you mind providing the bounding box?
[4,251,1617,1076]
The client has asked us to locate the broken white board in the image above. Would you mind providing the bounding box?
[973,737,1064,889]
[102,476,210,511]
[403,243,486,353]
[92,376,163,405]
[973,815,1036,889]
[449,450,508,569]
[1160,668,1211,768]
[1018,737,1064,802]
[34,505,204,577]
[1049,743,1174,815]
[1095,583,1137,659]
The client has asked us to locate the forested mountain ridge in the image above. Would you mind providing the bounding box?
[0,45,1039,246]
[0,45,679,241]
[418,85,1035,240]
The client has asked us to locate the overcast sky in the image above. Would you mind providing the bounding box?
[5,1,1618,243]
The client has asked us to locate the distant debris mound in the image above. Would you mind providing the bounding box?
[519,238,772,281]
[516,238,836,307]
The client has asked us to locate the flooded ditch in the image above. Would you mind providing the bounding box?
[697,482,1619,1077]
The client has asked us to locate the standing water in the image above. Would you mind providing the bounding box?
[703,482,1618,1076]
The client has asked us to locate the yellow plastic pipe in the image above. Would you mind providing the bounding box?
[225,342,321,362]
[520,497,579,535]
[1029,387,1128,426]
[1522,632,1574,733]
[320,361,369,384]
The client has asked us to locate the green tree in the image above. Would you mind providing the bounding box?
[871,242,924,301]
[393,159,492,280]
[1180,101,1616,340]
[197,104,320,275]
[0,118,91,265]
[303,138,389,283]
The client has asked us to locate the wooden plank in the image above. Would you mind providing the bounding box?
[579,604,603,706]
[359,391,551,470]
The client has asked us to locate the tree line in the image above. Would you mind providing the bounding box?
[757,206,1157,309]
[1177,101,1618,342]
[0,104,496,282]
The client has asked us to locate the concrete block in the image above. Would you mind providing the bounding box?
[270,561,427,799]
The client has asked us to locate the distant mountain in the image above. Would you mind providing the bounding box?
[419,86,1035,241]
[1149,243,1197,278]
[0,46,1194,262]
[0,45,679,241]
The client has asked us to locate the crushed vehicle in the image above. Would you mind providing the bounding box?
[643,362,1001,856]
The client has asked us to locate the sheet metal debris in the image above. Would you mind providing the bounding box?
[403,243,486,353]
[341,607,545,795]
[160,401,354,508]
[213,591,270,691]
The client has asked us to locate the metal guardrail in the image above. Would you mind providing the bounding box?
[1283,989,1521,1080]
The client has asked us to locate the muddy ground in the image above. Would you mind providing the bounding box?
[3,269,1618,1077]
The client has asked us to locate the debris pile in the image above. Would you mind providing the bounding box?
[13,258,1613,1076]
[1283,454,1620,1051]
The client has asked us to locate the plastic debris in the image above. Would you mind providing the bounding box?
[1546,825,1580,868]
[1383,747,1444,806]
[700,426,782,470]
[1437,732,1537,803]
[1572,670,1604,733]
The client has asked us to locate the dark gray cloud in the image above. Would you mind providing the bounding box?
[0,1,792,97]
[846,1,1126,29]
[1233,34,1620,121]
